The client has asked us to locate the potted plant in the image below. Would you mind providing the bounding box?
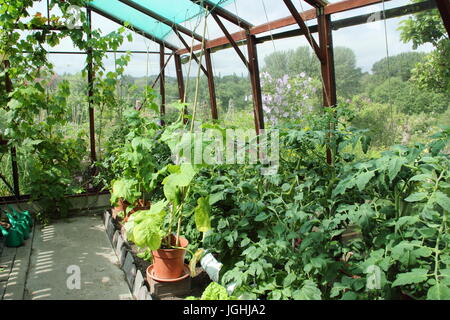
[108,98,164,221]
[125,162,211,281]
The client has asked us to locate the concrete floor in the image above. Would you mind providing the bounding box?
[1,215,132,300]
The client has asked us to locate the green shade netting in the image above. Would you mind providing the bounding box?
[89,0,234,42]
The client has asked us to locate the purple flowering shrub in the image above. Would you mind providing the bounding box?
[261,72,320,126]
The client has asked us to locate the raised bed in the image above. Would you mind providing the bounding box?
[103,210,212,300]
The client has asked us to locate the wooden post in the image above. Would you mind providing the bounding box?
[174,54,188,124]
[318,13,337,164]
[436,0,450,38]
[174,54,185,102]
[160,44,166,126]
[87,8,97,168]
[246,34,264,135]
[3,60,20,198]
[204,49,218,120]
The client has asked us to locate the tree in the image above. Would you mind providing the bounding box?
[398,1,449,94]
[263,46,320,79]
[334,47,363,98]
[398,1,446,48]
[366,77,448,115]
[411,40,450,94]
[371,51,426,81]
[263,46,363,99]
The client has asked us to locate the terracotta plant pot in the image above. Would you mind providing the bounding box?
[151,235,189,280]
[112,198,129,220]
[146,264,190,283]
[123,199,151,222]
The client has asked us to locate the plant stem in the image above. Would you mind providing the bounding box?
[176,216,182,247]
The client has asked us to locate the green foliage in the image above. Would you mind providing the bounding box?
[399,3,446,48]
[399,2,449,94]
[194,196,211,234]
[185,282,237,300]
[123,114,214,252]
[192,107,449,300]
[366,76,448,115]
[0,0,138,221]
[347,97,402,148]
[126,199,168,250]
[410,39,450,94]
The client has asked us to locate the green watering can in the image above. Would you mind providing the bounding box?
[0,224,24,247]
[7,205,33,228]
[5,213,30,240]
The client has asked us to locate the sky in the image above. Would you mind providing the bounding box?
[26,0,435,78]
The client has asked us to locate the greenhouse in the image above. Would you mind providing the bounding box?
[0,0,449,302]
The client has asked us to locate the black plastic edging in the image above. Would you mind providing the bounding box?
[103,210,152,300]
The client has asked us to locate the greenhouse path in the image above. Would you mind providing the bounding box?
[1,215,132,300]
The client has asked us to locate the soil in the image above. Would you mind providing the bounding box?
[111,213,212,300]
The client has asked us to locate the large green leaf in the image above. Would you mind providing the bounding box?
[392,269,429,287]
[427,283,450,300]
[131,200,167,250]
[110,178,140,204]
[409,173,433,182]
[356,171,375,191]
[133,220,163,250]
[292,280,322,300]
[435,191,450,210]
[194,196,211,233]
[388,157,406,182]
[404,192,428,202]
[163,163,196,202]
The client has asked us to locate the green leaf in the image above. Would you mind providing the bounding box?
[194,196,211,233]
[392,269,429,287]
[162,163,196,202]
[388,157,406,182]
[356,171,375,191]
[404,192,428,202]
[209,191,225,205]
[341,291,358,300]
[330,282,350,298]
[110,179,140,204]
[133,219,163,250]
[200,282,235,300]
[435,191,450,210]
[283,273,296,287]
[427,283,450,300]
[409,174,432,182]
[281,183,291,192]
[254,212,270,222]
[189,249,205,277]
[292,280,321,300]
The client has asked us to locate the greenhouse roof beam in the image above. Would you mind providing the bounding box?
[174,29,209,77]
[210,11,248,67]
[177,0,393,54]
[282,0,323,62]
[117,0,205,42]
[190,0,253,29]
[181,0,434,62]
[304,0,329,8]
